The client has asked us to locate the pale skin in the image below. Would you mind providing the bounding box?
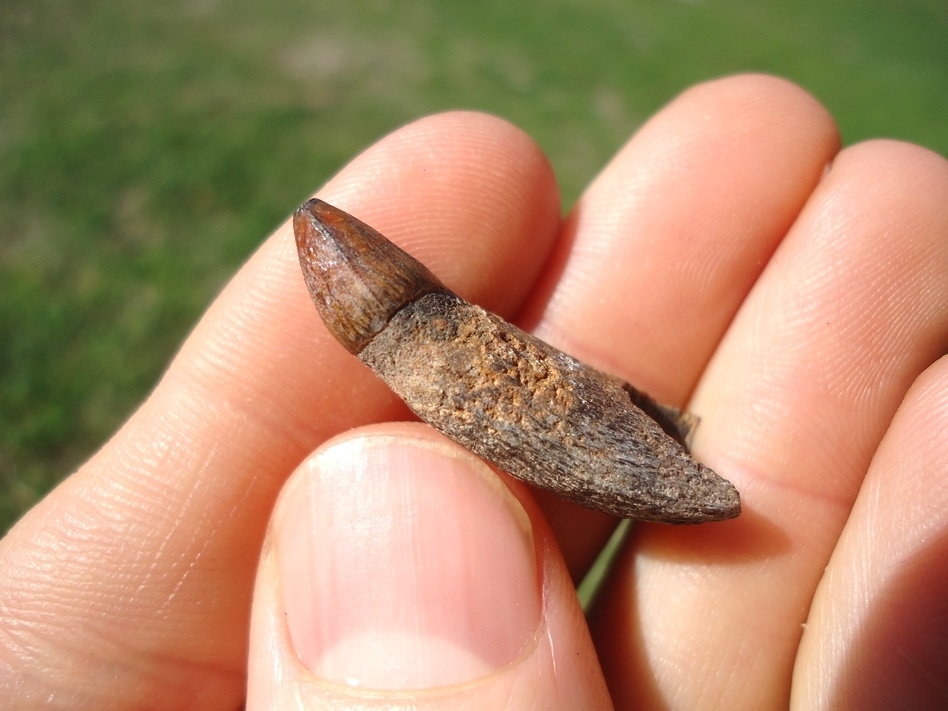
[1,74,946,709]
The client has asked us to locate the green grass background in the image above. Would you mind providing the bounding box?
[2,0,946,534]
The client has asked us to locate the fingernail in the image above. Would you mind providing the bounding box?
[274,433,539,690]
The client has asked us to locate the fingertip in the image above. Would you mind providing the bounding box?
[677,73,838,137]
[276,426,539,689]
[532,73,840,404]
[247,424,611,709]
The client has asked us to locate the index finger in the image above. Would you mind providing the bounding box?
[0,112,561,709]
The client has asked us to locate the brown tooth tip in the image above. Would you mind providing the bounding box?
[295,198,344,234]
[293,199,448,354]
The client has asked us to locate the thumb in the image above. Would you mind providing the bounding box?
[247,423,611,710]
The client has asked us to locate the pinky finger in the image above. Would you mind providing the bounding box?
[793,355,948,709]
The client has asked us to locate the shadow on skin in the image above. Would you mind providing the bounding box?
[585,508,793,709]
[825,527,948,708]
[632,506,793,566]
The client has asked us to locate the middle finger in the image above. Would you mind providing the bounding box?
[523,75,839,574]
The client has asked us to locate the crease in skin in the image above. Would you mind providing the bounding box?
[294,198,740,524]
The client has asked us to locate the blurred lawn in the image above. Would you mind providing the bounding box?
[1,0,946,533]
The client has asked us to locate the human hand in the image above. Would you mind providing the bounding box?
[1,74,946,710]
